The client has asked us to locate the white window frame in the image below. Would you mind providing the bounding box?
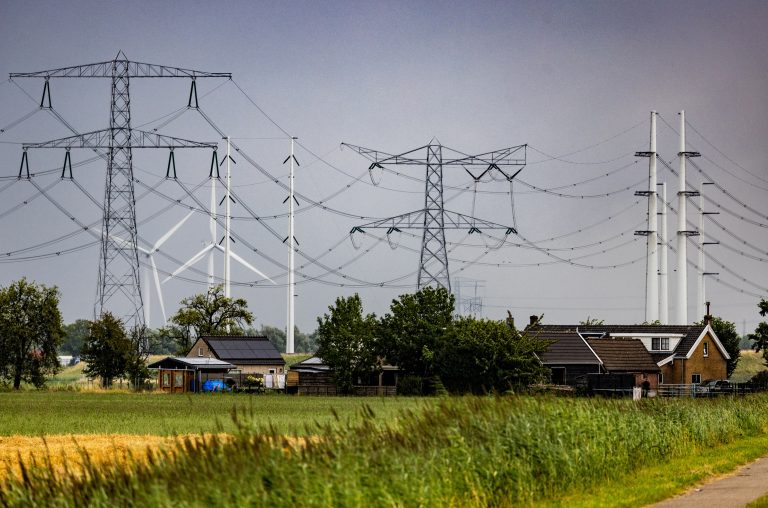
[651,337,670,351]
[703,341,709,357]
[198,347,203,357]
[692,373,701,384]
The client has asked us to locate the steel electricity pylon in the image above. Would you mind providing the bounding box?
[11,51,230,328]
[342,141,526,292]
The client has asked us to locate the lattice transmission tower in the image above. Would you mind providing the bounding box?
[343,141,526,292]
[12,52,229,328]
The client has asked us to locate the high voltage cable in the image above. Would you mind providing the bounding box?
[0,108,42,133]
[658,156,768,255]
[230,78,651,197]
[525,119,646,164]
[0,179,60,220]
[685,119,768,188]
[658,112,768,192]
[688,158,768,222]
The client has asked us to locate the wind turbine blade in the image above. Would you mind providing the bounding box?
[109,233,150,254]
[163,243,215,283]
[150,256,167,324]
[152,210,195,252]
[222,246,276,284]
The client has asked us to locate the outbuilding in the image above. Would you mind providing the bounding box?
[148,356,234,393]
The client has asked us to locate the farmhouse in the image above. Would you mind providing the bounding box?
[187,335,286,376]
[531,319,729,386]
[534,330,660,390]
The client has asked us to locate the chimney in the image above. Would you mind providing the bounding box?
[704,301,711,325]
[529,315,539,327]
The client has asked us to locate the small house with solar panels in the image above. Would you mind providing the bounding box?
[187,335,286,376]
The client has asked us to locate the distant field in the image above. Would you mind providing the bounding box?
[731,350,767,383]
[0,391,431,436]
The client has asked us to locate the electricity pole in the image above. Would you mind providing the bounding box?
[343,141,525,292]
[11,52,229,328]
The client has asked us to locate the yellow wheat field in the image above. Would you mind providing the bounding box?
[0,433,316,482]
[0,434,193,481]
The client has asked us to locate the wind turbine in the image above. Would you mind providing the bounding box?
[139,210,195,326]
[103,210,195,327]
[163,138,275,290]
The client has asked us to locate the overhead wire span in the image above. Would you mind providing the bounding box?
[659,156,768,255]
[0,179,60,221]
[685,119,768,188]
[0,108,44,133]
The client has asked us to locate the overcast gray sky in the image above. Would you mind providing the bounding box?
[0,0,766,336]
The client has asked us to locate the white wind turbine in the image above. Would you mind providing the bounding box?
[163,140,275,292]
[138,210,195,326]
[103,210,195,327]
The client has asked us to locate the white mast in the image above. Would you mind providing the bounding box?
[286,137,296,354]
[225,136,232,301]
[209,177,216,289]
[697,181,717,320]
[659,182,668,324]
[645,111,659,323]
[697,182,705,320]
[676,111,699,324]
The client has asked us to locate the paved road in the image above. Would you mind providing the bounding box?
[650,456,768,508]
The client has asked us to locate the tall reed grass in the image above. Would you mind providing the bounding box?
[3,394,768,507]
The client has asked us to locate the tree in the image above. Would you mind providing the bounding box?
[146,327,178,355]
[81,313,131,388]
[0,278,64,389]
[125,325,151,387]
[435,316,550,394]
[170,285,254,345]
[316,294,378,394]
[60,319,90,357]
[579,317,604,326]
[246,325,318,353]
[696,316,741,377]
[749,298,768,364]
[377,287,455,389]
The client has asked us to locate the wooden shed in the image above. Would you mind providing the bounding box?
[148,357,234,393]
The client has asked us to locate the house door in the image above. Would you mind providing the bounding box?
[551,367,566,385]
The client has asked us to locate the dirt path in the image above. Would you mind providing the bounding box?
[650,456,768,508]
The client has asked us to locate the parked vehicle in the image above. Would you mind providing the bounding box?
[704,380,732,394]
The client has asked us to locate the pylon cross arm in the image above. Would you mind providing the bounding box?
[11,60,230,79]
[352,209,516,234]
[23,129,217,149]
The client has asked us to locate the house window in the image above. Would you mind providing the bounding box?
[198,347,203,357]
[268,369,276,374]
[651,338,669,351]
[703,341,709,357]
[659,372,664,384]
[692,373,701,384]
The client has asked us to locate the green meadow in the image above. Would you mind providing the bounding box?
[3,392,768,506]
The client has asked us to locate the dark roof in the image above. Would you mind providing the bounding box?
[148,356,234,371]
[201,336,286,366]
[535,330,600,365]
[531,324,707,356]
[586,339,661,373]
[290,356,330,373]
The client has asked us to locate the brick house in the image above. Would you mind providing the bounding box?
[187,336,286,376]
[532,321,729,385]
[534,329,660,389]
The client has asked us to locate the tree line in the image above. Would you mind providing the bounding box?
[315,287,551,395]
[2,276,767,391]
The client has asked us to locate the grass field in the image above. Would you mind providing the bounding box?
[3,393,768,506]
[0,391,431,436]
[732,350,768,383]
